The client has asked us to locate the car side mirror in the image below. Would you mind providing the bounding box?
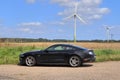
[44,49,48,53]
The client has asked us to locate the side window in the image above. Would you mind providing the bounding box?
[47,46,64,51]
[54,46,64,50]
[46,45,76,51]
[63,46,76,50]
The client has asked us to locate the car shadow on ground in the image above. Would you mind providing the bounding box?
[81,63,93,67]
[18,63,93,68]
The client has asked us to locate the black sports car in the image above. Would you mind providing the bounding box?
[19,44,96,67]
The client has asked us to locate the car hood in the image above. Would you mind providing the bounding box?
[22,50,43,55]
[28,50,41,53]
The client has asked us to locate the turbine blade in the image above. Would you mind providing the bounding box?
[63,14,74,20]
[109,26,114,29]
[75,3,78,13]
[76,14,87,24]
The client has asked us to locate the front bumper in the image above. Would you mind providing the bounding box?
[83,55,96,62]
[19,54,25,65]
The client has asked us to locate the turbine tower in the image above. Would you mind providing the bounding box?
[104,25,113,42]
[64,2,86,42]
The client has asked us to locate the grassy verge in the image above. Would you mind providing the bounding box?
[0,46,43,64]
[0,46,120,64]
[95,49,120,62]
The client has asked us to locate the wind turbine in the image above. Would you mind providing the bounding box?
[104,25,113,42]
[64,2,86,42]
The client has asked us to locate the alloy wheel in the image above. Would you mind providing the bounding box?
[25,56,36,66]
[69,56,81,67]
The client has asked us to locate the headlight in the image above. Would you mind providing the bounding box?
[89,52,93,55]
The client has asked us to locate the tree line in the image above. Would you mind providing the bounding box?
[0,38,120,43]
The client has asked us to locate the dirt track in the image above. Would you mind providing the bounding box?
[0,61,120,80]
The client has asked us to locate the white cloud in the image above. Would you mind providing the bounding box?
[50,21,65,25]
[19,27,46,35]
[24,0,110,24]
[18,22,42,33]
[51,0,102,7]
[99,8,110,14]
[51,0,75,7]
[26,0,36,4]
[89,14,102,19]
[20,28,33,33]
[51,0,110,21]
[25,0,110,21]
[18,22,42,27]
[81,0,102,6]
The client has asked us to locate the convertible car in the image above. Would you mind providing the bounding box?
[19,44,96,67]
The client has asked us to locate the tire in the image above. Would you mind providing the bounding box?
[69,56,81,67]
[25,56,36,66]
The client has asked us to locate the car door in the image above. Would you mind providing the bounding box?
[38,45,67,63]
[45,50,66,63]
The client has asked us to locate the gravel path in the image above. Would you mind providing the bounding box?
[0,61,120,80]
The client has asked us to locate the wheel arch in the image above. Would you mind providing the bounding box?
[24,54,37,66]
[68,54,83,62]
[68,54,83,67]
[24,53,37,59]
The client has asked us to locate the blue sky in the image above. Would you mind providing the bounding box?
[0,0,120,40]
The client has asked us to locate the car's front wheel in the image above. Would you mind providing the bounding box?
[25,56,36,66]
[69,56,81,67]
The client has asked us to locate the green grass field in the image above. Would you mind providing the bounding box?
[0,46,120,64]
[0,46,39,64]
[95,49,120,62]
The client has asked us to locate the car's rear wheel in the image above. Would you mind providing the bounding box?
[25,56,36,66]
[69,56,81,67]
